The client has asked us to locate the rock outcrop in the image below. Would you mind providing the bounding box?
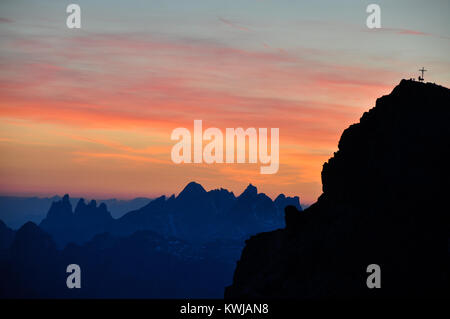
[40,194,114,247]
[225,80,449,298]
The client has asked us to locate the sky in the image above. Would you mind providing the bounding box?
[0,0,449,204]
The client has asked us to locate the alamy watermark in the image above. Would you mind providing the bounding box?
[171,120,279,174]
[366,264,381,288]
[66,4,81,29]
[66,264,81,289]
[366,4,381,29]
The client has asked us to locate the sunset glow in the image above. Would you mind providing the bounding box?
[1,0,449,204]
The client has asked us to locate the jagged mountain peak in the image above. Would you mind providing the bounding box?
[177,181,207,200]
[38,181,302,246]
[238,183,258,199]
[75,198,86,211]
[45,194,73,220]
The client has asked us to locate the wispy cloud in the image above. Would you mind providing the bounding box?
[380,27,431,37]
[366,27,450,40]
[0,17,13,23]
[0,28,412,202]
[218,17,252,32]
[72,151,168,165]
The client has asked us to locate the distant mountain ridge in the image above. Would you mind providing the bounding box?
[39,182,301,247]
[0,220,239,298]
[0,196,152,229]
[0,183,301,298]
[0,220,14,250]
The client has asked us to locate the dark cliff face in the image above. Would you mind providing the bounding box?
[225,80,450,298]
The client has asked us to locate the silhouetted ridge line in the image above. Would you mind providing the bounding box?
[0,182,302,298]
[226,79,450,299]
[36,183,301,247]
[0,195,153,229]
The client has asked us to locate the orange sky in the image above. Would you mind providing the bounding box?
[1,1,449,204]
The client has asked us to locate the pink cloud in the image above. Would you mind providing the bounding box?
[0,32,399,148]
[0,31,402,202]
[382,27,431,36]
[0,17,13,23]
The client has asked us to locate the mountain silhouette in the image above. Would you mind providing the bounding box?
[0,183,301,298]
[40,195,114,247]
[0,222,65,298]
[38,183,301,247]
[0,220,15,250]
[0,195,152,229]
[0,221,243,298]
[226,80,449,298]
[118,182,300,243]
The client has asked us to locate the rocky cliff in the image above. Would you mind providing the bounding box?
[225,80,449,298]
